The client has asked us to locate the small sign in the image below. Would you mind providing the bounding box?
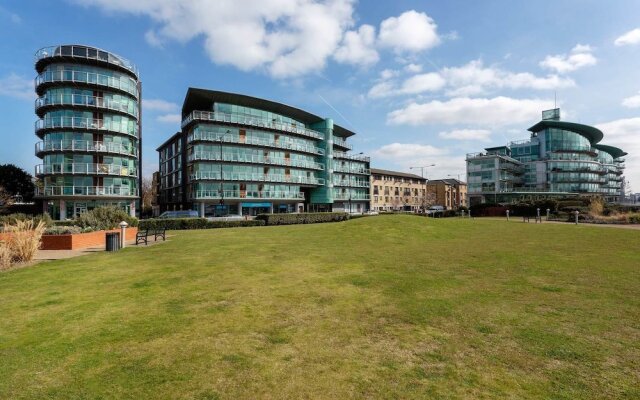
[240,202,272,208]
[542,108,560,121]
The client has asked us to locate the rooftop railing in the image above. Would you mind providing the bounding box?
[188,151,324,170]
[190,171,324,185]
[36,163,137,177]
[36,69,138,97]
[191,190,304,200]
[333,136,353,150]
[35,45,139,76]
[36,94,138,118]
[188,131,324,155]
[36,185,138,197]
[182,110,324,140]
[35,116,138,137]
[35,140,137,157]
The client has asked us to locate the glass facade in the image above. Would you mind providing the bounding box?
[466,109,626,204]
[158,89,370,216]
[34,45,141,220]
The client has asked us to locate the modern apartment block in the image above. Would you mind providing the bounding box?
[34,45,141,219]
[370,168,427,212]
[466,108,627,205]
[157,88,370,216]
[427,179,467,210]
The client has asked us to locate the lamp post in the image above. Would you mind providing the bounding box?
[410,163,435,214]
[218,129,234,217]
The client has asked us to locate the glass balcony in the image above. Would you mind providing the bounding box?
[36,185,138,197]
[190,171,324,185]
[188,131,324,155]
[333,151,370,162]
[35,94,138,118]
[333,180,370,188]
[333,164,370,175]
[333,192,370,200]
[35,140,137,157]
[191,190,304,200]
[35,45,139,77]
[35,116,138,137]
[36,69,138,97]
[333,136,352,150]
[188,151,323,170]
[182,110,324,140]
[36,163,137,177]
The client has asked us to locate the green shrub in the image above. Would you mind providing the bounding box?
[256,212,348,226]
[139,218,265,230]
[44,226,85,235]
[0,213,53,227]
[74,206,138,230]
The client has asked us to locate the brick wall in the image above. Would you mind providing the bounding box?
[41,227,139,250]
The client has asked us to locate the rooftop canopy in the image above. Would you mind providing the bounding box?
[527,120,604,144]
[593,144,628,159]
[182,88,356,137]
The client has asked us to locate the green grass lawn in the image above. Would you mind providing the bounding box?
[1,215,639,399]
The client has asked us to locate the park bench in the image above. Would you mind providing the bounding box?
[136,229,149,245]
[152,227,166,241]
[135,227,166,245]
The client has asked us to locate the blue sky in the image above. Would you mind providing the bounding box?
[1,0,639,191]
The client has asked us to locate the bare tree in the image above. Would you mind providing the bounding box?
[141,177,154,210]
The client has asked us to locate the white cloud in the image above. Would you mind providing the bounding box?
[404,63,422,73]
[0,6,21,23]
[622,92,640,108]
[439,129,491,142]
[368,59,574,98]
[540,44,597,73]
[144,30,164,48]
[595,118,640,190]
[387,96,547,126]
[157,113,181,123]
[378,10,440,53]
[75,0,357,78]
[143,99,179,112]
[614,28,640,46]
[0,73,34,100]
[379,69,399,80]
[372,143,465,179]
[334,24,379,66]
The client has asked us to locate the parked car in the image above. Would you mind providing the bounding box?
[158,210,199,219]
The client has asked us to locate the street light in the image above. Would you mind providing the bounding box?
[218,129,234,217]
[410,163,435,214]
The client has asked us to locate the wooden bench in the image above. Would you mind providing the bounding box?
[136,229,149,245]
[152,227,166,242]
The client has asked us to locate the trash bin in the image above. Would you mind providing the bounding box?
[106,232,121,252]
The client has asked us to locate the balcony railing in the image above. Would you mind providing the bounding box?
[35,140,137,157]
[333,180,370,188]
[333,192,370,200]
[191,190,304,200]
[35,116,138,137]
[188,151,324,170]
[35,94,138,118]
[190,171,324,185]
[333,165,370,175]
[332,136,352,150]
[36,163,137,177]
[182,110,323,140]
[36,69,138,97]
[188,131,324,155]
[333,151,370,162]
[35,45,139,76]
[36,185,138,197]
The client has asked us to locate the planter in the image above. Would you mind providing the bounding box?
[40,227,138,250]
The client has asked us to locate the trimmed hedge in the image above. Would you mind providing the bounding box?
[256,212,348,226]
[139,218,265,230]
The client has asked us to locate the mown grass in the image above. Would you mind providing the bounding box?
[0,215,639,399]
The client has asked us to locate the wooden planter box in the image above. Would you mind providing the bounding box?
[40,227,138,250]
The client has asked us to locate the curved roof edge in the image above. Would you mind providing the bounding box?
[593,144,627,158]
[182,88,356,137]
[527,120,604,144]
[35,44,139,78]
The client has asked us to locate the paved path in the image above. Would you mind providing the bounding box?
[481,217,640,230]
[35,236,169,261]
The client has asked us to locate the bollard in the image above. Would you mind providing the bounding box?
[506,210,510,221]
[536,208,540,223]
[574,210,579,225]
[461,210,465,218]
[119,220,128,248]
[546,208,550,221]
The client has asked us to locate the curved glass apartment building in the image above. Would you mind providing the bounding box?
[158,89,370,216]
[34,45,141,219]
[467,108,627,204]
